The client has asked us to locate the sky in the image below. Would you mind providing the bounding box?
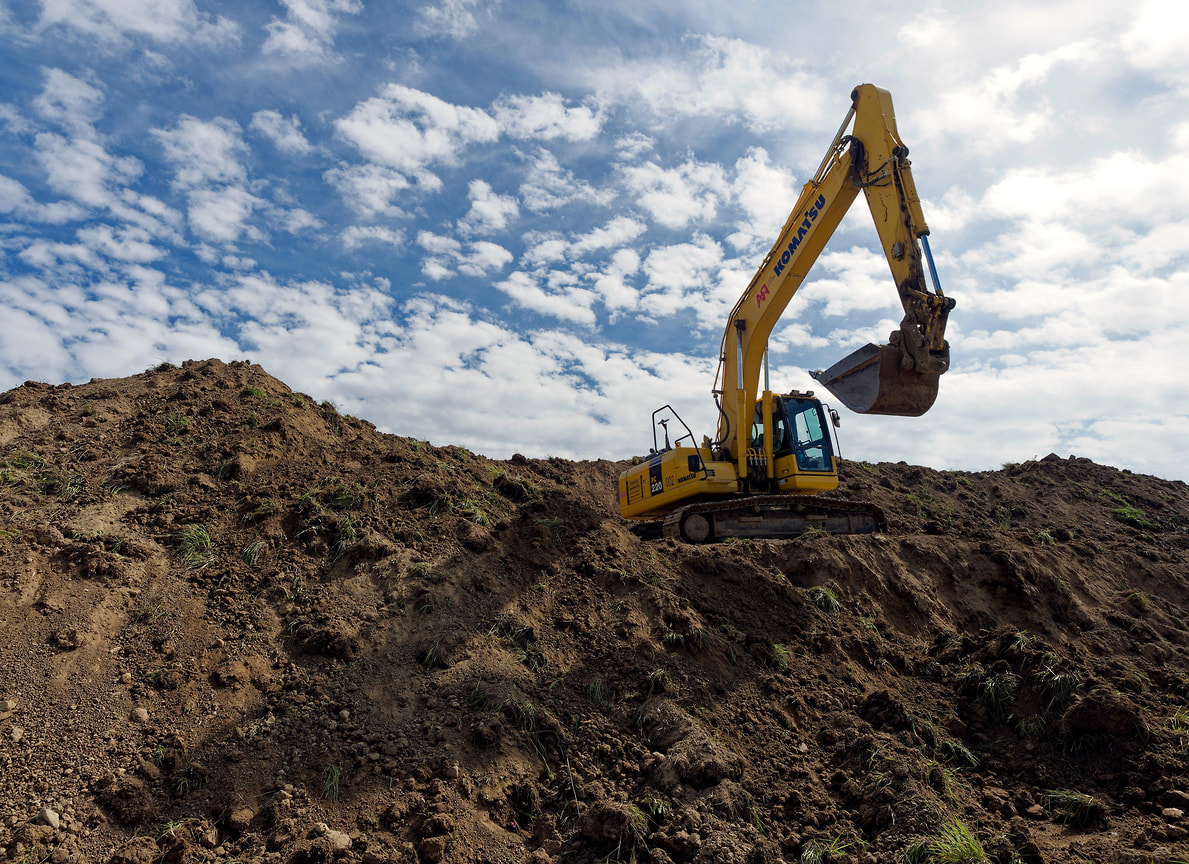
[1,0,1187,482]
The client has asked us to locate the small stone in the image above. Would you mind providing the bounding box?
[40,808,61,830]
[0,699,15,712]
[1024,804,1046,820]
[120,673,132,684]
[325,830,351,851]
[12,727,24,743]
[129,707,149,723]
[200,828,218,848]
[1162,807,1184,821]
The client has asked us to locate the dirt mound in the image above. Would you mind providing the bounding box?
[2,358,1188,864]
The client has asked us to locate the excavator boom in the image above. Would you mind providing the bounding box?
[715,84,954,471]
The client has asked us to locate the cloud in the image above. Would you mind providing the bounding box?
[414,0,493,40]
[416,230,512,280]
[250,110,315,155]
[0,174,87,224]
[493,270,598,325]
[335,84,500,184]
[1120,0,1189,82]
[32,68,105,137]
[152,116,247,190]
[261,0,362,66]
[589,34,831,133]
[341,225,404,250]
[619,156,728,229]
[796,247,904,318]
[36,0,239,46]
[457,179,518,235]
[727,147,798,246]
[184,186,263,243]
[493,92,604,142]
[34,133,142,208]
[324,163,413,218]
[908,40,1099,154]
[518,147,614,212]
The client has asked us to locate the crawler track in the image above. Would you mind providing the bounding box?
[661,495,886,543]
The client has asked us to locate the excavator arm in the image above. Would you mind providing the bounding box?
[713,84,955,473]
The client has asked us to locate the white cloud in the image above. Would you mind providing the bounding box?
[414,0,492,40]
[493,92,604,142]
[591,248,641,315]
[250,109,315,155]
[797,247,903,318]
[494,270,597,325]
[897,9,951,49]
[341,225,404,249]
[261,0,362,66]
[980,149,1189,228]
[335,84,499,184]
[416,230,511,280]
[620,157,728,229]
[186,186,264,243]
[518,148,614,212]
[0,174,87,224]
[591,34,831,133]
[34,133,142,208]
[908,40,1098,154]
[37,0,238,46]
[33,68,105,137]
[615,133,654,159]
[152,116,247,190]
[570,216,647,258]
[324,163,413,218]
[457,179,518,235]
[727,147,798,245]
[640,234,726,315]
[271,206,322,234]
[1120,0,1189,80]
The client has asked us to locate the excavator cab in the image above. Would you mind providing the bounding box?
[747,393,837,494]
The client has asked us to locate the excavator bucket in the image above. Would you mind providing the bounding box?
[811,342,940,416]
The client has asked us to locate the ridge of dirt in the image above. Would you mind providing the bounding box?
[2,358,1188,864]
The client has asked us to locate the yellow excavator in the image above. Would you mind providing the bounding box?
[618,84,955,542]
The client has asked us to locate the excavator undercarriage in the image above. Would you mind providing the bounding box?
[660,495,886,543]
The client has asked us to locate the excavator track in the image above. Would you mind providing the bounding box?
[661,495,886,543]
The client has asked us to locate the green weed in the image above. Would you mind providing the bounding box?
[585,679,608,707]
[801,836,851,864]
[925,818,987,863]
[809,586,841,615]
[1044,789,1100,826]
[322,763,343,801]
[174,524,214,569]
[1113,506,1151,529]
[770,642,791,671]
[241,540,265,566]
[976,671,1019,720]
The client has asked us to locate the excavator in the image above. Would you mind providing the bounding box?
[618,84,955,542]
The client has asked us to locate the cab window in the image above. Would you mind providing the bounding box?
[750,403,790,454]
[783,398,833,473]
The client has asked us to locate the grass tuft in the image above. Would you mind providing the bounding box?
[174,524,214,570]
[322,763,343,801]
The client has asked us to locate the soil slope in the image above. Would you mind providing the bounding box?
[2,358,1188,864]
